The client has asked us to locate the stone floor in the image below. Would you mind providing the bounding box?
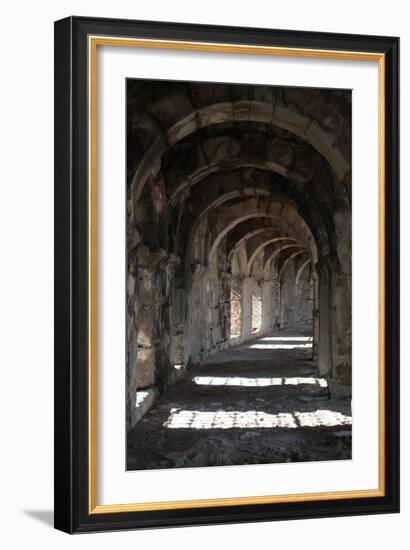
[127,327,352,470]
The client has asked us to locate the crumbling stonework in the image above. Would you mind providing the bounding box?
[126,81,352,433]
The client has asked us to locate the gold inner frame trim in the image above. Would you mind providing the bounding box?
[88,35,386,514]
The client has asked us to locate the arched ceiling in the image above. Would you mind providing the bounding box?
[128,80,352,278]
[128,81,351,203]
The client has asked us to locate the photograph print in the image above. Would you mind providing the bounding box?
[125,79,352,471]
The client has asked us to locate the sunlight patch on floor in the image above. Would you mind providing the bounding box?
[259,336,313,342]
[248,342,312,349]
[193,376,327,388]
[163,408,351,429]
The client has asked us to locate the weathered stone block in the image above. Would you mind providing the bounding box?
[198,102,233,127]
[249,101,274,124]
[305,120,349,179]
[233,100,250,121]
[136,347,156,388]
[274,106,310,137]
[167,111,198,145]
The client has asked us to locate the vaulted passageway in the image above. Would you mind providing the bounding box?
[127,327,351,470]
[126,80,352,467]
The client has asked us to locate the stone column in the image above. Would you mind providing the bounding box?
[269,270,279,330]
[126,229,141,432]
[186,266,206,363]
[134,246,166,390]
[331,270,352,387]
[330,208,352,393]
[155,254,179,392]
[261,279,275,334]
[126,268,139,432]
[127,244,168,431]
[318,260,332,376]
[241,277,253,341]
[312,270,320,361]
[171,281,187,366]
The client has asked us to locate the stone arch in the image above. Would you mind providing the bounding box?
[263,243,307,279]
[278,249,313,330]
[163,132,349,213]
[183,189,321,359]
[163,165,343,283]
[131,100,350,208]
[208,212,312,267]
[278,249,307,278]
[186,192,319,262]
[227,224,283,263]
[296,258,312,286]
[246,236,302,276]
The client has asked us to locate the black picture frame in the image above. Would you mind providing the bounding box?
[54,15,400,533]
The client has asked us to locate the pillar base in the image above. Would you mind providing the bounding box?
[327,379,352,400]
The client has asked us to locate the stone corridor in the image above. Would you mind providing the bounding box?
[126,81,352,466]
[127,326,352,470]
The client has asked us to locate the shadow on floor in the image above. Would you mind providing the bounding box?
[127,328,352,471]
[23,510,54,528]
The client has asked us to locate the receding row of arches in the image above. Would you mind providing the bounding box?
[126,80,351,431]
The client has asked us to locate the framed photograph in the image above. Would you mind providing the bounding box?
[54,16,399,533]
